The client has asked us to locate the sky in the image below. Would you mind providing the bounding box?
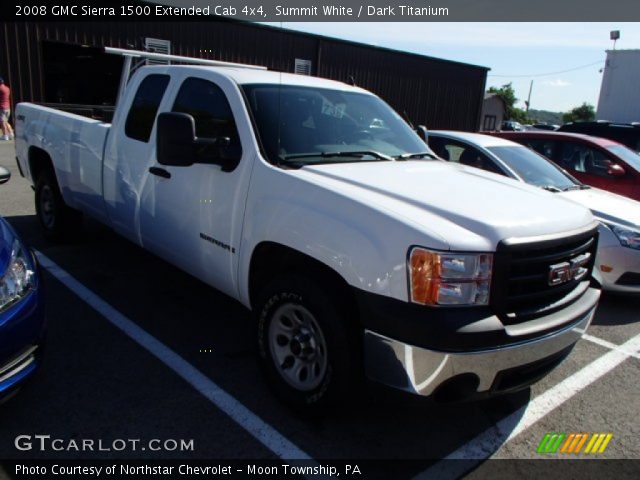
[263,22,640,113]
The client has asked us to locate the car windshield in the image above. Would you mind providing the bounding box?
[242,84,431,166]
[487,146,578,190]
[607,144,640,171]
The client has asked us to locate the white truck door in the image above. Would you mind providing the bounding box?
[103,72,172,244]
[138,73,255,298]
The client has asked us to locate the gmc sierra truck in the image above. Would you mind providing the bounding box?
[15,48,601,410]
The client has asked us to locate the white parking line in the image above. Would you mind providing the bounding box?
[582,333,640,360]
[414,332,640,479]
[35,251,313,461]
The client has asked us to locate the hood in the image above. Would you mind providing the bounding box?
[560,187,640,228]
[297,160,596,251]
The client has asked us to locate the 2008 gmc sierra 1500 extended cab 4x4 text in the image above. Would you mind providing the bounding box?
[15,48,600,411]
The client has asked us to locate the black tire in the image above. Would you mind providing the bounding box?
[256,274,362,413]
[35,169,82,242]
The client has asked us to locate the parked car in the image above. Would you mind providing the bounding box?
[501,120,524,131]
[532,123,559,131]
[558,121,640,153]
[491,131,640,202]
[428,131,640,293]
[0,166,45,402]
[15,48,600,410]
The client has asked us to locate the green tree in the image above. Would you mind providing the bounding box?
[509,107,531,124]
[562,103,596,123]
[487,83,530,123]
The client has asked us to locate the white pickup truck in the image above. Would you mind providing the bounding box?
[15,49,601,410]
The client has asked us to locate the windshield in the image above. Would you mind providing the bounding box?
[487,146,578,190]
[242,84,431,166]
[607,145,640,172]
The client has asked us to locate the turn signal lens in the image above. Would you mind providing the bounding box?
[409,248,492,306]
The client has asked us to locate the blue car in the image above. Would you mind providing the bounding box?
[0,166,45,401]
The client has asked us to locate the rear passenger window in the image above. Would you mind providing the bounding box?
[525,139,556,160]
[125,74,170,143]
[172,78,240,146]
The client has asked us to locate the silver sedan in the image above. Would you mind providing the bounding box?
[427,130,640,293]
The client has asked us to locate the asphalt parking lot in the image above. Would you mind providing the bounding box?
[0,141,639,478]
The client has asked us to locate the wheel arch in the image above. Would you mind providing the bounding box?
[28,146,55,184]
[247,241,359,322]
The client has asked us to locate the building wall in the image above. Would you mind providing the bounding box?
[0,21,488,131]
[597,50,640,123]
[480,95,505,131]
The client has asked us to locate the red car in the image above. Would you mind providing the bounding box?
[491,131,640,202]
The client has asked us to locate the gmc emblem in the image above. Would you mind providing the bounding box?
[548,252,591,286]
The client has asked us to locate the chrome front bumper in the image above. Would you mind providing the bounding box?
[364,307,595,398]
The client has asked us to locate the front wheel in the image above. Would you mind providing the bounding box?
[35,170,82,242]
[256,274,361,412]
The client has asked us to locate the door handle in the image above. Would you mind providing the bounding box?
[149,166,171,179]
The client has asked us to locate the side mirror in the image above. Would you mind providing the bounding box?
[156,112,242,171]
[607,163,626,177]
[194,136,242,172]
[416,125,428,143]
[157,112,197,167]
[0,166,10,185]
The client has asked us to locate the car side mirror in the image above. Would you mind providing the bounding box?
[0,166,10,185]
[416,125,428,143]
[607,163,626,177]
[157,112,197,167]
[194,136,242,172]
[157,112,241,171]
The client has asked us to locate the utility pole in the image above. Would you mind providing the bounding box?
[525,80,533,112]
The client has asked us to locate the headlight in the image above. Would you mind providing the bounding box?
[0,239,36,312]
[409,247,492,306]
[610,225,640,250]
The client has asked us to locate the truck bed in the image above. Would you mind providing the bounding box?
[16,103,112,223]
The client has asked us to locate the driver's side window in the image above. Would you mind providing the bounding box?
[430,138,504,176]
[172,77,240,147]
[458,144,504,175]
[560,142,612,177]
[585,149,614,177]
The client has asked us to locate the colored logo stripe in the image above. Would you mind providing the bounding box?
[585,433,613,454]
[538,433,612,454]
[560,433,589,453]
[537,433,566,453]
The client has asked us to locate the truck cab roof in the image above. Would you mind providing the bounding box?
[138,64,371,93]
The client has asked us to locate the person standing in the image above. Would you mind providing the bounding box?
[0,78,14,141]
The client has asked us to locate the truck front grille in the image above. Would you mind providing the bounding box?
[491,228,598,324]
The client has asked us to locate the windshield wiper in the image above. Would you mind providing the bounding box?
[561,185,585,192]
[282,150,395,162]
[395,152,438,160]
[542,185,563,193]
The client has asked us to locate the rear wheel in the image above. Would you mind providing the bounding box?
[256,274,362,412]
[35,169,82,242]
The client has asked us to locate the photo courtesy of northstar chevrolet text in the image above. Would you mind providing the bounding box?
[0,0,639,478]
